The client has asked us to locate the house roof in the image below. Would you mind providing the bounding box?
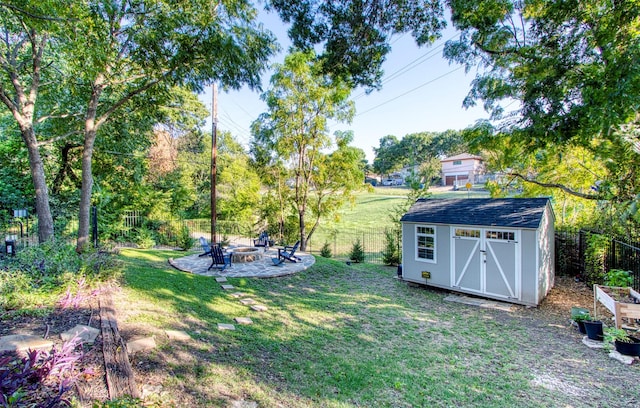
[400,198,552,229]
[440,153,483,163]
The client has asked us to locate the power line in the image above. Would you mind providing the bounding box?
[352,33,459,101]
[355,65,465,117]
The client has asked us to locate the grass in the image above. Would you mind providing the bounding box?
[112,249,634,408]
[306,185,490,258]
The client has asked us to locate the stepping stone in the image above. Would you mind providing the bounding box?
[230,292,249,298]
[231,400,258,408]
[215,277,228,283]
[239,298,257,305]
[0,334,54,352]
[582,336,605,349]
[234,317,253,325]
[609,350,638,365]
[60,324,100,344]
[141,384,164,399]
[250,305,268,312]
[126,336,157,354]
[221,284,235,290]
[444,294,513,312]
[217,323,235,331]
[164,330,191,341]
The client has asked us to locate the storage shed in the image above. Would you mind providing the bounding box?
[400,198,554,306]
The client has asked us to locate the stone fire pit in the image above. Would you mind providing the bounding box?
[231,247,264,263]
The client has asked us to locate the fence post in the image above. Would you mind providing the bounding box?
[91,206,98,248]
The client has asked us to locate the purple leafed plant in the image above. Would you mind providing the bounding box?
[0,336,84,406]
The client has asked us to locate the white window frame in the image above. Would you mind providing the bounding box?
[415,225,436,263]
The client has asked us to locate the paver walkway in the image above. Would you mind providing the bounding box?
[169,246,315,278]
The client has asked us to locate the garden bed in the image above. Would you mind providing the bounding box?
[594,284,640,328]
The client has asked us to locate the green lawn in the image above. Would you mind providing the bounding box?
[306,185,489,258]
[115,249,635,408]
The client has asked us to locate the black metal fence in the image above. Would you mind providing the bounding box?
[554,229,640,292]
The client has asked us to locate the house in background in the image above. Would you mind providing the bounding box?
[440,153,484,187]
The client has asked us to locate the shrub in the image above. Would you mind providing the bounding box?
[584,233,609,285]
[349,239,365,263]
[382,229,401,266]
[133,228,156,249]
[320,242,332,258]
[605,269,633,287]
[0,337,84,407]
[0,241,122,312]
[176,224,194,250]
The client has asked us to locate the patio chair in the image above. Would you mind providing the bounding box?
[199,237,212,257]
[272,241,301,265]
[209,244,232,271]
[253,231,273,247]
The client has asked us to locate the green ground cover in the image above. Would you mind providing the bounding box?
[114,249,636,408]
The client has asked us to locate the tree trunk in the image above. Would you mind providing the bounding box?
[76,133,95,252]
[76,80,103,252]
[21,126,55,243]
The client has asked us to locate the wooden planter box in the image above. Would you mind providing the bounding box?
[594,285,640,328]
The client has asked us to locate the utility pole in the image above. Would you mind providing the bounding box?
[211,83,218,244]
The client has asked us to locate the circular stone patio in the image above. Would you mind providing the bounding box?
[168,246,315,278]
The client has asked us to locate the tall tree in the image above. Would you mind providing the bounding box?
[372,135,401,177]
[0,2,73,242]
[252,50,358,250]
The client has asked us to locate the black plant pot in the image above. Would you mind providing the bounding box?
[576,320,586,334]
[615,337,640,356]
[584,320,604,341]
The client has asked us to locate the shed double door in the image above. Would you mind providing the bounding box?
[451,228,520,301]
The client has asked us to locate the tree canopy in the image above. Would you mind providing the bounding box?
[445,0,640,228]
[0,0,278,247]
[268,0,446,89]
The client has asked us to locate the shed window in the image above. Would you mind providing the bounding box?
[453,160,462,165]
[486,230,516,241]
[455,229,480,238]
[415,225,436,262]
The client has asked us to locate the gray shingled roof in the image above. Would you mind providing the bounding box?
[400,198,551,229]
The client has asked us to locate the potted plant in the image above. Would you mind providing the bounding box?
[572,312,591,335]
[583,318,604,341]
[604,327,640,356]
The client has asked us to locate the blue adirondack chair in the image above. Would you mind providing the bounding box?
[209,244,232,271]
[253,231,272,247]
[199,237,212,257]
[272,241,301,265]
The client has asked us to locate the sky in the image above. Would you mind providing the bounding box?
[198,10,489,164]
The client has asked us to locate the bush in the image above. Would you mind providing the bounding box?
[605,269,633,287]
[382,229,400,266]
[584,233,609,285]
[176,224,194,250]
[134,228,156,249]
[320,242,332,258]
[0,337,83,407]
[349,239,365,263]
[0,241,122,312]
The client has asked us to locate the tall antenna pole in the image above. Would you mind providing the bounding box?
[211,83,218,244]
